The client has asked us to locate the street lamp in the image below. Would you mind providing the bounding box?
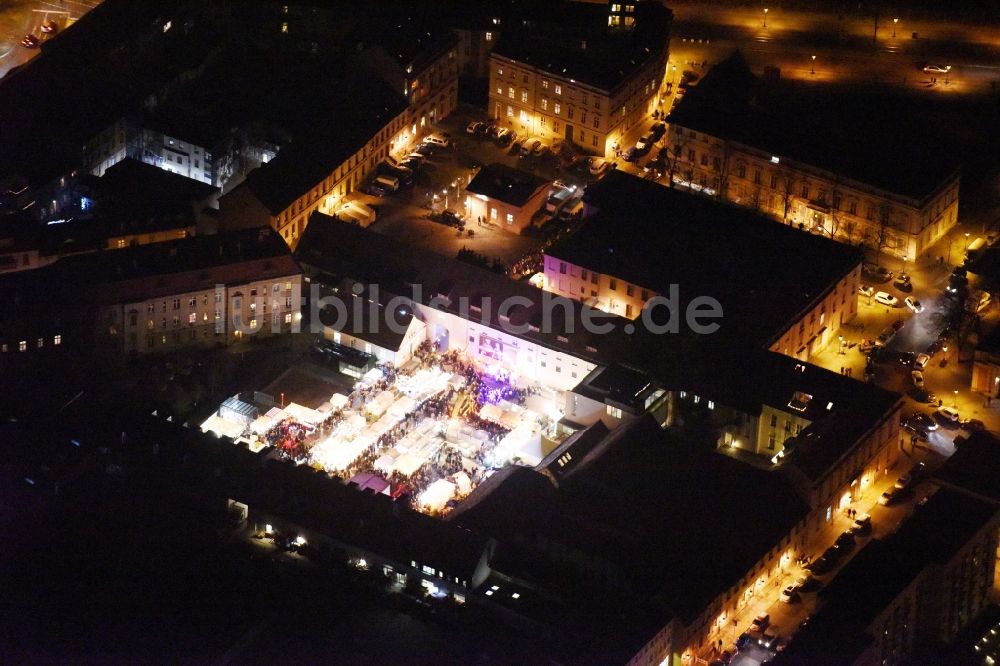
[965,232,971,249]
[954,390,959,408]
[442,188,449,210]
[762,8,768,28]
[810,55,816,75]
[892,18,898,38]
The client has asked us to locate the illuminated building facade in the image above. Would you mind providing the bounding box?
[667,52,961,262]
[487,0,671,157]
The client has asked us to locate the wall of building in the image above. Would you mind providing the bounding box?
[971,352,1000,396]
[665,126,961,261]
[100,274,301,355]
[84,118,215,185]
[767,265,860,361]
[487,45,668,158]
[467,187,548,234]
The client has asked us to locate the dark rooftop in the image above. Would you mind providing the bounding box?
[667,51,961,201]
[295,212,626,362]
[465,163,549,208]
[933,430,1000,503]
[553,170,863,348]
[491,1,672,92]
[243,79,408,215]
[452,415,810,625]
[96,159,218,235]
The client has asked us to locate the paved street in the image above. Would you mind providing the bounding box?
[668,1,1000,94]
[0,1,100,81]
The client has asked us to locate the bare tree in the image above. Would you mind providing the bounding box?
[827,178,844,240]
[778,164,797,225]
[665,128,690,189]
[715,140,733,202]
[868,203,895,266]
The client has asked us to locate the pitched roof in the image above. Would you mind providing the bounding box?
[667,50,961,201]
[552,170,863,348]
[243,79,408,215]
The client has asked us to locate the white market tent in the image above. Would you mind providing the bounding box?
[419,479,456,512]
[387,396,416,419]
[393,453,424,477]
[200,414,247,440]
[453,471,472,495]
[329,393,350,411]
[365,390,396,418]
[283,402,324,426]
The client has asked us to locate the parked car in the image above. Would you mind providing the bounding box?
[751,614,770,633]
[835,531,856,552]
[911,370,924,388]
[914,353,930,369]
[521,138,541,156]
[634,134,654,152]
[588,157,611,176]
[859,285,875,298]
[896,462,926,489]
[643,156,666,174]
[962,418,986,432]
[905,297,924,313]
[912,389,938,405]
[422,132,450,149]
[796,574,821,593]
[531,139,547,156]
[496,128,515,146]
[879,486,912,506]
[511,135,528,153]
[906,412,938,434]
[864,263,893,281]
[624,146,642,162]
[440,209,466,228]
[779,585,800,604]
[41,19,58,34]
[850,513,872,536]
[874,291,898,307]
[923,64,951,74]
[414,143,437,157]
[650,122,667,140]
[20,34,39,48]
[936,406,960,424]
[465,121,483,135]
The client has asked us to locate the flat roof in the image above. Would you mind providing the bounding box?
[466,163,549,208]
[667,51,960,201]
[550,170,863,348]
[933,431,1000,503]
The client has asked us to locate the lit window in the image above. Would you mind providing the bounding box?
[554,84,562,95]
[508,86,514,99]
[19,340,26,352]
[188,313,197,324]
[554,103,561,115]
[281,22,288,34]
[285,313,292,323]
[498,66,503,76]
[606,405,623,419]
[496,85,502,95]
[505,213,514,224]
[521,90,528,103]
[506,105,513,117]
[490,208,498,220]
[485,31,492,41]
[36,338,44,349]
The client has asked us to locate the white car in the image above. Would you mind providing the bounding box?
[914,353,930,369]
[874,291,898,307]
[911,370,924,388]
[936,406,960,423]
[779,585,800,604]
[923,64,951,74]
[859,285,875,298]
[422,132,450,149]
[588,157,610,176]
[905,297,924,313]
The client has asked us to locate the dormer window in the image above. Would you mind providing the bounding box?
[788,391,813,412]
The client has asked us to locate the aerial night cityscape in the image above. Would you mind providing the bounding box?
[2,0,1000,664]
